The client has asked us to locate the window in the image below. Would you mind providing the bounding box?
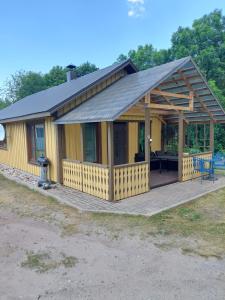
[27,122,45,162]
[83,123,101,163]
[0,124,7,149]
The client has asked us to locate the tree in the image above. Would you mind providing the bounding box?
[171,10,225,95]
[117,44,171,70]
[44,66,67,88]
[5,71,46,103]
[75,62,98,77]
[2,61,98,105]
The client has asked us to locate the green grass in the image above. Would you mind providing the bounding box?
[21,251,78,273]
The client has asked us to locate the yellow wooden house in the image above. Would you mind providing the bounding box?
[0,57,225,201]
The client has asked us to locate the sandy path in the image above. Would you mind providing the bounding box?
[0,211,225,300]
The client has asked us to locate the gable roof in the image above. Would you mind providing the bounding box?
[0,59,137,123]
[55,56,225,124]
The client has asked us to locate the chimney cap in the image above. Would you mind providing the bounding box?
[66,64,76,70]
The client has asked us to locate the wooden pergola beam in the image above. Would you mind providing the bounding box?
[156,115,166,125]
[153,88,190,124]
[149,103,193,112]
[151,89,193,100]
[160,74,200,86]
[177,70,216,122]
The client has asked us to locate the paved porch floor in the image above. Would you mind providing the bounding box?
[1,163,225,216]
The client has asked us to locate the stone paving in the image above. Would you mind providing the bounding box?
[1,163,225,216]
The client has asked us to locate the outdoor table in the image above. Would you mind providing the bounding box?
[156,155,178,173]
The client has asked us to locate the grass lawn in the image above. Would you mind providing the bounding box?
[0,173,225,259]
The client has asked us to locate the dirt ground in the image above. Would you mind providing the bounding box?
[0,174,225,300]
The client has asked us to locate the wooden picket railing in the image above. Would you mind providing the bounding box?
[114,161,149,201]
[182,152,213,181]
[82,163,109,200]
[62,159,83,191]
[62,159,109,200]
[62,159,149,201]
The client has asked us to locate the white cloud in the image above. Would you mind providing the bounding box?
[128,9,135,17]
[128,0,144,3]
[127,0,146,17]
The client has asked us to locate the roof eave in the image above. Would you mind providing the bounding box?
[0,111,51,124]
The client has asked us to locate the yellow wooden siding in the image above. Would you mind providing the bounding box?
[0,117,58,181]
[64,123,108,164]
[0,122,40,176]
[64,124,82,161]
[151,117,162,152]
[128,122,138,163]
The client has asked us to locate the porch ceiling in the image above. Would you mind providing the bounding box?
[55,57,225,125]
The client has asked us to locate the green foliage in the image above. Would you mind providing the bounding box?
[118,44,171,70]
[0,99,10,109]
[117,9,225,151]
[171,9,225,95]
[75,62,98,77]
[44,66,67,88]
[2,61,98,105]
[6,71,46,103]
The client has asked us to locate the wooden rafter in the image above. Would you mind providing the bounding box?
[153,88,189,124]
[160,74,200,86]
[151,89,192,100]
[156,115,166,125]
[177,70,216,122]
[149,103,193,112]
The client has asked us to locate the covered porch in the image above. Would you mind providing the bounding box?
[55,58,223,201]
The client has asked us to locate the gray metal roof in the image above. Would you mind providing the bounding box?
[56,56,225,124]
[0,59,136,123]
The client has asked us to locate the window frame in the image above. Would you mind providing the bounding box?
[83,122,101,164]
[0,124,7,150]
[26,121,46,164]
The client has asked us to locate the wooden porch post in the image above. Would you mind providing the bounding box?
[55,124,65,184]
[145,107,151,190]
[107,122,114,201]
[80,124,84,162]
[178,112,184,182]
[210,119,214,153]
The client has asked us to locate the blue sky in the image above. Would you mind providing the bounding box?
[0,0,224,88]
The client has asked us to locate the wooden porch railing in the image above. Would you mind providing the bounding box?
[114,161,149,201]
[182,152,213,181]
[62,159,109,200]
[62,159,149,201]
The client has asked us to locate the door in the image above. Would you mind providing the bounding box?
[114,122,128,165]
